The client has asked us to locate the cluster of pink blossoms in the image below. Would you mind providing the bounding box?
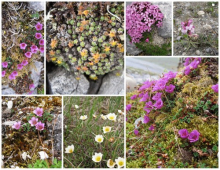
[127,71,177,135]
[2,22,44,93]
[181,19,195,35]
[12,107,45,131]
[126,2,164,43]
[178,129,200,143]
[183,57,201,75]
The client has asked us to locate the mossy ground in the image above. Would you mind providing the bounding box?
[126,58,218,168]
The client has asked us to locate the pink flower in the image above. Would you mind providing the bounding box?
[212,84,218,93]
[39,39,44,46]
[12,71,18,77]
[39,46,44,53]
[28,91,34,95]
[29,83,35,90]
[134,129,139,136]
[2,62,8,68]
[35,33,42,39]
[35,22,43,31]
[149,125,155,131]
[9,74,15,80]
[145,38,149,42]
[165,84,175,93]
[188,130,200,143]
[35,121,45,131]
[20,43,27,50]
[2,71,6,77]
[25,52,32,58]
[21,60,28,66]
[153,99,163,109]
[143,115,150,124]
[178,129,189,138]
[31,45,38,53]
[152,92,162,101]
[130,95,137,100]
[29,117,39,126]
[17,64,23,70]
[33,107,44,117]
[12,121,21,130]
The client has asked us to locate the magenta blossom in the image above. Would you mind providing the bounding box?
[145,38,149,43]
[165,84,175,93]
[12,121,21,130]
[25,52,32,58]
[21,60,28,66]
[126,104,132,111]
[31,45,38,53]
[212,84,218,93]
[153,99,163,109]
[12,71,18,77]
[152,92,162,101]
[134,129,139,136]
[28,91,34,95]
[164,71,177,80]
[184,66,191,75]
[20,43,27,50]
[39,39,44,46]
[188,130,200,143]
[17,64,23,70]
[33,107,44,117]
[35,33,42,39]
[143,115,150,124]
[2,62,8,68]
[29,83,35,90]
[2,71,6,77]
[39,46,44,53]
[130,95,137,100]
[35,121,45,131]
[181,19,195,35]
[149,125,155,131]
[35,22,43,31]
[178,129,189,138]
[29,117,39,126]
[9,74,15,80]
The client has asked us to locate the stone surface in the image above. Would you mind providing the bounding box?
[98,70,124,94]
[126,74,137,93]
[47,67,89,94]
[31,61,43,92]
[28,2,44,11]
[126,36,142,56]
[2,85,15,95]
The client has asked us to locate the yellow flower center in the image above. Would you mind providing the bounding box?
[69,148,73,153]
[109,116,114,120]
[109,159,114,166]
[118,160,124,167]
[97,138,102,142]
[95,156,101,162]
[105,127,110,132]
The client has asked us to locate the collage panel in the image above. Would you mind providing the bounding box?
[2,96,62,168]
[126,57,218,168]
[126,1,172,56]
[46,2,124,95]
[63,96,124,168]
[2,2,45,95]
[173,1,218,56]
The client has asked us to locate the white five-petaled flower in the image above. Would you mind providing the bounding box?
[107,159,116,168]
[92,153,103,162]
[80,115,87,120]
[65,145,74,153]
[21,152,31,161]
[95,135,104,143]
[7,101,13,109]
[115,157,124,168]
[75,105,79,109]
[103,126,112,133]
[107,113,117,122]
[38,151,49,160]
[101,114,107,120]
[118,110,124,115]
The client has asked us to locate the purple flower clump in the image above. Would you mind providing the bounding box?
[188,130,200,143]
[134,129,139,136]
[143,115,150,124]
[126,2,164,43]
[178,129,189,138]
[165,84,175,93]
[212,84,218,93]
[183,58,201,75]
[126,104,132,111]
[181,19,195,35]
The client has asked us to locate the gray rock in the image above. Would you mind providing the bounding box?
[98,70,124,94]
[206,48,211,53]
[126,74,137,92]
[31,61,43,91]
[134,117,144,129]
[126,36,142,56]
[197,11,205,16]
[177,36,182,41]
[196,50,201,56]
[203,24,212,30]
[28,2,44,11]
[47,67,89,94]
[2,85,15,95]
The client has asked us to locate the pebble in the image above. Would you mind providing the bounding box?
[196,50,201,56]
[203,24,212,30]
[206,48,211,53]
[177,36,182,41]
[197,11,205,15]
[182,52,186,56]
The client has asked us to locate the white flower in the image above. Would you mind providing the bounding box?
[21,152,31,161]
[95,135,104,143]
[7,101,13,109]
[107,113,117,122]
[103,126,112,133]
[93,114,97,118]
[118,110,124,115]
[92,153,103,162]
[115,157,124,168]
[38,151,49,160]
[107,159,116,168]
[75,105,79,109]
[212,3,215,6]
[101,114,107,120]
[80,115,87,120]
[65,145,74,153]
